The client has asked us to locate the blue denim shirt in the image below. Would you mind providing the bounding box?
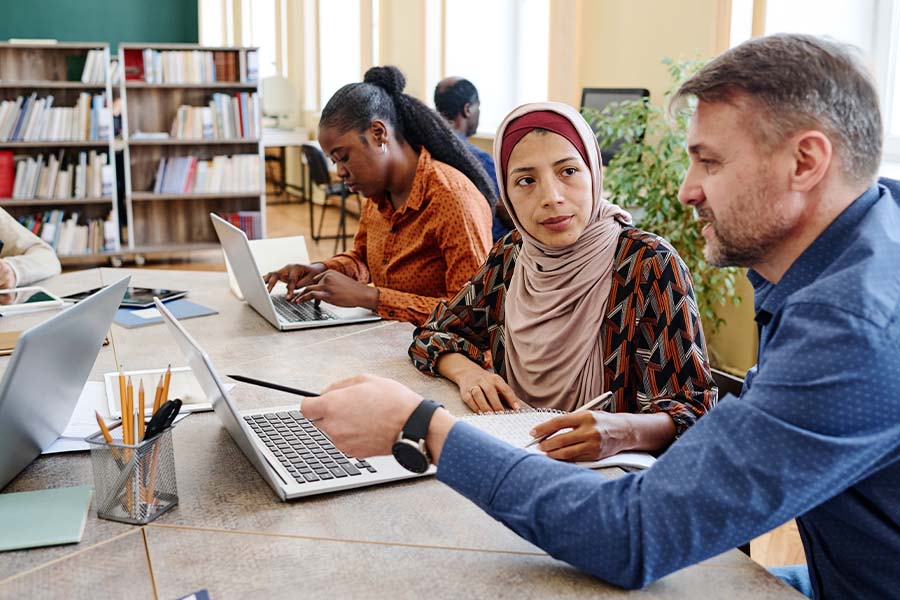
[437,185,900,597]
[458,133,512,241]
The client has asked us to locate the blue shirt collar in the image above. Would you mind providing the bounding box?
[748,184,883,324]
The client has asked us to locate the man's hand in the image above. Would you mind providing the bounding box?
[263,263,326,298]
[0,259,17,290]
[530,411,635,462]
[293,270,378,310]
[301,374,456,462]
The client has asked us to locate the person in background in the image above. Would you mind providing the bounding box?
[0,208,61,289]
[409,101,715,461]
[303,34,900,598]
[434,77,513,241]
[264,66,493,326]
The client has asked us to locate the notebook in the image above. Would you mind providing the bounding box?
[0,485,92,552]
[114,299,218,329]
[461,409,657,470]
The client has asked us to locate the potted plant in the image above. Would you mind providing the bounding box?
[582,58,741,334]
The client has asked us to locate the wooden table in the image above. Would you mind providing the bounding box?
[0,269,801,599]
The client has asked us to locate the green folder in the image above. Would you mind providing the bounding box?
[0,485,92,552]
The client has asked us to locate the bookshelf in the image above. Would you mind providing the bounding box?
[119,43,265,255]
[0,42,121,263]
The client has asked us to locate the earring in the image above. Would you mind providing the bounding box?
[381,142,387,154]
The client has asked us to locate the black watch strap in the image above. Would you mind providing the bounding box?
[402,399,443,441]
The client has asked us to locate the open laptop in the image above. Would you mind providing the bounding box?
[155,297,430,500]
[210,213,380,331]
[0,277,129,490]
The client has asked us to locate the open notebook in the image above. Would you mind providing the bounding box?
[461,409,656,470]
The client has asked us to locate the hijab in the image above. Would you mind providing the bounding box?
[495,102,631,411]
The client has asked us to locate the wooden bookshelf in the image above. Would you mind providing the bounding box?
[119,43,265,254]
[0,41,121,259]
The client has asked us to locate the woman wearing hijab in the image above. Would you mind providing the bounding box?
[409,102,716,461]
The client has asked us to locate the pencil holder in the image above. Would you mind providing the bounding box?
[86,426,178,524]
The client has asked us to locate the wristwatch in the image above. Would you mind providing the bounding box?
[391,399,443,473]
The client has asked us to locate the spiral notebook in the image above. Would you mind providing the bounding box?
[461,409,656,470]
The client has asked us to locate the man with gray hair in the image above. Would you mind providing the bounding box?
[302,34,899,598]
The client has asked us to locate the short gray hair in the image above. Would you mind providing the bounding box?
[672,34,882,186]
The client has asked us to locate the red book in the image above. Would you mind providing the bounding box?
[0,151,13,197]
[123,49,145,81]
[234,93,244,137]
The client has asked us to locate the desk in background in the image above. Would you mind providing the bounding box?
[0,269,799,599]
[262,127,310,203]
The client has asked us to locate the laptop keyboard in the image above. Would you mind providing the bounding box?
[244,411,376,485]
[272,296,338,323]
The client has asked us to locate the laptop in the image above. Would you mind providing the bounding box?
[154,297,430,500]
[210,213,380,331]
[0,277,130,490]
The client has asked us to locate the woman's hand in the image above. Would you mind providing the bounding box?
[293,270,379,310]
[437,352,521,413]
[264,263,327,298]
[531,411,635,461]
[530,411,676,461]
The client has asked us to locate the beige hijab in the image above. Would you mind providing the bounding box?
[495,102,631,411]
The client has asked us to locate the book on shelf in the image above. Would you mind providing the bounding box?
[17,210,119,255]
[124,48,245,84]
[10,150,109,200]
[169,92,259,140]
[80,49,107,85]
[131,131,170,140]
[220,210,262,240]
[0,151,13,197]
[0,93,110,142]
[245,50,259,84]
[152,154,260,195]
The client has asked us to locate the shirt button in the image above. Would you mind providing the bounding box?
[388,310,396,317]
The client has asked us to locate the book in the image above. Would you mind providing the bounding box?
[0,485,92,552]
[461,409,657,470]
[113,299,218,329]
[0,151,14,197]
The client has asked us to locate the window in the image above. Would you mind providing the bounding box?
[241,0,284,79]
[443,0,549,134]
[319,0,362,109]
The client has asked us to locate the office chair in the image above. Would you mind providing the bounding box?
[301,143,360,254]
[580,87,650,166]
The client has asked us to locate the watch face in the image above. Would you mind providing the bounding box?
[392,440,429,474]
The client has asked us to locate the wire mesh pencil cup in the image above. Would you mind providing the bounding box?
[86,425,178,524]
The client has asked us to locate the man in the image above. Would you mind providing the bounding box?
[434,77,512,240]
[305,35,900,598]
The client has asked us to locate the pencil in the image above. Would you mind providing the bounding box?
[153,375,164,413]
[95,410,113,443]
[138,379,146,442]
[125,376,134,445]
[161,364,172,406]
[524,390,614,448]
[118,370,126,441]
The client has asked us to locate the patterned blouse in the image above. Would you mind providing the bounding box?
[409,228,717,436]
[321,148,492,326]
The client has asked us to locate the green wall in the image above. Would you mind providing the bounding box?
[0,0,198,53]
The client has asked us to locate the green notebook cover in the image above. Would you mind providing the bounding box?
[0,485,92,552]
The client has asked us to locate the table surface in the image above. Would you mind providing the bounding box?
[0,269,800,599]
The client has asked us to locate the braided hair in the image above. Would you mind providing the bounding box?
[319,66,497,207]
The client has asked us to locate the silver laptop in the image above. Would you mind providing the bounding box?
[0,277,130,490]
[210,213,380,331]
[154,297,430,500]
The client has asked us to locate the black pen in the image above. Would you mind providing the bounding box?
[227,374,318,397]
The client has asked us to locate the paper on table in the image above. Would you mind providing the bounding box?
[40,382,190,454]
[104,366,234,415]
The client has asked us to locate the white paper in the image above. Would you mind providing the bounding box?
[104,366,234,415]
[130,307,162,319]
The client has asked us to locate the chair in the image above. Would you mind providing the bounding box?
[301,143,359,254]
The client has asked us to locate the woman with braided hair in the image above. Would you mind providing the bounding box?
[264,66,493,326]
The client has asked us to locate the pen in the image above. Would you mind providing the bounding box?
[227,373,318,397]
[524,390,614,448]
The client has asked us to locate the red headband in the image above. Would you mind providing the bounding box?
[499,110,589,178]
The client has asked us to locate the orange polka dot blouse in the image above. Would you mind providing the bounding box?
[321,148,492,325]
